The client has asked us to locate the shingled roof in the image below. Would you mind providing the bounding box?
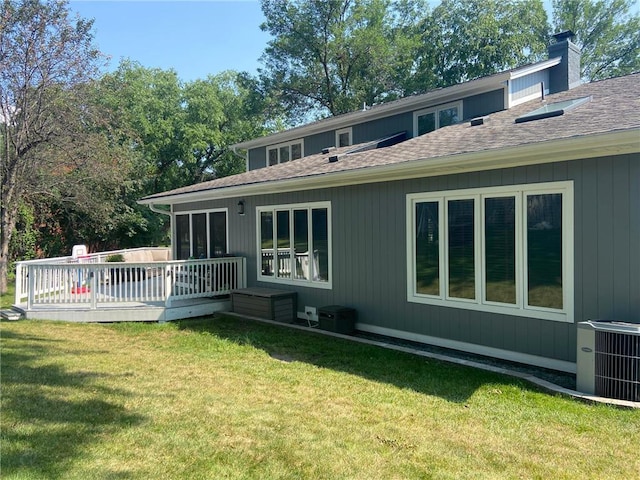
[140,73,640,205]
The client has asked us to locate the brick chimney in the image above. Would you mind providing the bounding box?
[548,30,582,94]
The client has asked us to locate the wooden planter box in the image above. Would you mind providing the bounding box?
[231,288,297,323]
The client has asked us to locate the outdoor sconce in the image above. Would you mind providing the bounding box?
[237,200,245,215]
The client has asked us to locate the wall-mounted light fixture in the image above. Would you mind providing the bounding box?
[237,200,245,215]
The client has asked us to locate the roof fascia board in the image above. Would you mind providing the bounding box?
[140,129,639,206]
[509,57,561,80]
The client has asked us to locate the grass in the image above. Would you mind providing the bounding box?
[1,282,16,309]
[1,316,639,479]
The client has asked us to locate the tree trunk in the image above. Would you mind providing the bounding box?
[0,204,17,295]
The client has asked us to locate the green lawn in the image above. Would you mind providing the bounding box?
[1,316,639,479]
[1,282,15,309]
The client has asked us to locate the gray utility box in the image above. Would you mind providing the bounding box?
[232,288,297,323]
[318,305,357,335]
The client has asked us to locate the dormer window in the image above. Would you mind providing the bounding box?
[413,101,462,137]
[267,140,304,166]
[335,127,353,147]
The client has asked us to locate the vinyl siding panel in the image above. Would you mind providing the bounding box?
[246,90,505,171]
[248,147,266,171]
[171,153,638,366]
[510,70,549,103]
[462,88,505,120]
[352,112,414,143]
[304,130,335,155]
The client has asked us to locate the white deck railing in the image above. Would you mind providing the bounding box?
[15,250,246,310]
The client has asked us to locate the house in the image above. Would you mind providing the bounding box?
[138,32,639,377]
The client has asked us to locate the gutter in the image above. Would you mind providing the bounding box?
[148,204,172,216]
[138,128,639,206]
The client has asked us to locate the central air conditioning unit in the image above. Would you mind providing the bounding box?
[576,320,640,402]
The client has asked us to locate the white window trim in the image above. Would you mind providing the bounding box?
[335,127,353,148]
[266,139,305,166]
[406,181,574,323]
[173,208,229,259]
[256,201,332,289]
[413,101,463,137]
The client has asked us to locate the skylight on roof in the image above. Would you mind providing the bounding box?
[515,96,591,124]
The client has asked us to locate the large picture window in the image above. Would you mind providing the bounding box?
[175,209,228,260]
[257,202,331,288]
[407,182,573,322]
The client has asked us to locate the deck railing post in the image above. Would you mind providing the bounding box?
[165,263,173,308]
[15,262,23,306]
[90,265,98,310]
[241,257,247,288]
[27,265,35,310]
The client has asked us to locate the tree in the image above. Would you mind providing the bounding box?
[0,0,130,292]
[94,64,271,249]
[258,0,550,124]
[552,0,640,81]
[99,62,269,192]
[408,0,549,92]
[259,0,408,120]
[182,71,269,180]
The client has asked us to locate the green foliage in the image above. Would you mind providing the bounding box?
[259,0,550,121]
[0,0,114,291]
[422,0,549,88]
[99,63,268,193]
[9,203,38,261]
[260,0,407,119]
[258,0,638,123]
[552,0,640,80]
[105,254,124,262]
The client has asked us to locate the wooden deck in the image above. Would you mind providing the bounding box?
[13,250,246,323]
[13,296,231,323]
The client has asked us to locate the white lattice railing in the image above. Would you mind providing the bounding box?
[15,251,246,310]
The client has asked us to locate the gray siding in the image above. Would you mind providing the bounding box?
[352,112,414,143]
[304,130,335,155]
[462,89,505,120]
[511,70,549,103]
[247,90,507,171]
[248,147,266,170]
[181,153,639,365]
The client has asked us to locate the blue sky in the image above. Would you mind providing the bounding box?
[68,0,270,82]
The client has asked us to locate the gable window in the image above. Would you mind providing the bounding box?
[335,127,353,148]
[257,202,331,288]
[175,209,228,260]
[267,139,304,166]
[413,101,462,137]
[407,182,573,322]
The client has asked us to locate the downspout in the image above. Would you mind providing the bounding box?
[148,203,171,217]
[232,146,249,172]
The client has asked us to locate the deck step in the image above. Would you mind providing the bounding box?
[1,309,23,321]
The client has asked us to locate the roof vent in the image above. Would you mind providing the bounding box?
[470,117,484,126]
[328,155,339,163]
[322,146,336,154]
